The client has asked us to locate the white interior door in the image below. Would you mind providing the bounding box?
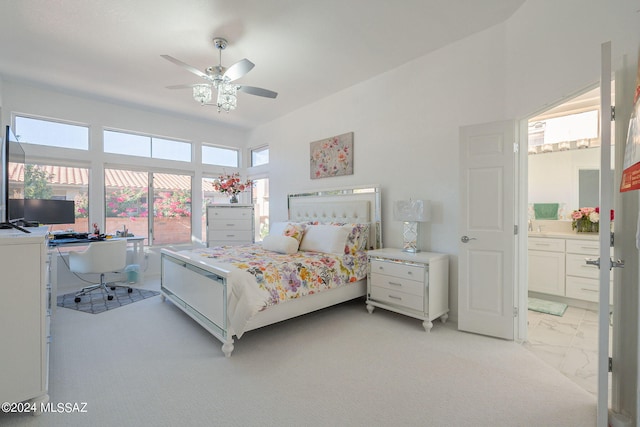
[596,41,614,427]
[458,120,516,340]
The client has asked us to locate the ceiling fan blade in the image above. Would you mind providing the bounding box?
[224,58,255,82]
[161,55,209,80]
[238,85,278,99]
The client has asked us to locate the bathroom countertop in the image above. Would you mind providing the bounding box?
[528,231,601,240]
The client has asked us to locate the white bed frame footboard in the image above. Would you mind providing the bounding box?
[160,186,381,357]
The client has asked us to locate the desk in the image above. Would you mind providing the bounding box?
[48,236,144,265]
[48,236,145,315]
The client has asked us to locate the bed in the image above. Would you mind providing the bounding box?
[160,186,381,357]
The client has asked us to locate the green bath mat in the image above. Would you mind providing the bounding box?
[528,297,568,316]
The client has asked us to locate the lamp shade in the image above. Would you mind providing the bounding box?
[393,199,431,222]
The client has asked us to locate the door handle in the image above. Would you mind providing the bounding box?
[460,236,477,243]
[585,258,625,270]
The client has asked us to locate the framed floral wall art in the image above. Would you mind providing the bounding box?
[310,132,353,179]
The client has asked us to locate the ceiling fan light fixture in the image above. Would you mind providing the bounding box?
[217,82,237,113]
[193,84,212,105]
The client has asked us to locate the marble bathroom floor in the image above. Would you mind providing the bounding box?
[524,305,612,396]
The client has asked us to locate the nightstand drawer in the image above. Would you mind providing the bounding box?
[370,286,424,311]
[370,273,424,297]
[370,259,425,281]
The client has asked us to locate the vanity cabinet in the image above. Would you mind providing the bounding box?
[528,237,565,296]
[528,234,612,303]
[565,239,613,303]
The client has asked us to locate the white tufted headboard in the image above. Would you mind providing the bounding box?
[288,186,382,249]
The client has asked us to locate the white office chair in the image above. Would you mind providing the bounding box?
[69,239,130,303]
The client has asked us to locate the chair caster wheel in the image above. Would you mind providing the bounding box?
[127,288,133,293]
[110,286,116,291]
[107,295,114,301]
[74,297,81,303]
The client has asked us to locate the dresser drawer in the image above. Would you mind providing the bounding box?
[566,253,600,279]
[370,273,424,297]
[565,239,600,255]
[369,259,425,282]
[528,237,564,252]
[208,207,253,220]
[209,219,252,231]
[208,230,253,242]
[370,286,424,311]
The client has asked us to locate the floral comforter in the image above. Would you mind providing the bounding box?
[188,244,368,308]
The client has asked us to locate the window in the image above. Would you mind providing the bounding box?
[152,138,191,162]
[202,145,239,167]
[104,130,191,162]
[252,177,269,241]
[12,162,90,232]
[15,116,89,150]
[251,146,269,166]
[105,168,192,245]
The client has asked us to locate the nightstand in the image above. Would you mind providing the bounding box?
[366,248,449,331]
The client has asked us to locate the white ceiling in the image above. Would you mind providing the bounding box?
[0,0,526,129]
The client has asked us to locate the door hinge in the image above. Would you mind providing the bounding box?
[513,142,519,153]
[611,105,615,121]
[609,357,613,372]
[513,307,518,318]
[514,225,518,235]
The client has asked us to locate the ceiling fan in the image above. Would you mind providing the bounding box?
[161,37,278,113]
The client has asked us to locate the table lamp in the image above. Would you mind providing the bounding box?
[393,199,431,253]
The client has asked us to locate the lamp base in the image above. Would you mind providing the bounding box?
[401,221,419,253]
[402,248,421,253]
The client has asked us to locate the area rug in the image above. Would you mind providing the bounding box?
[57,286,160,314]
[527,297,568,316]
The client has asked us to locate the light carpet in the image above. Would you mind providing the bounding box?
[3,281,596,427]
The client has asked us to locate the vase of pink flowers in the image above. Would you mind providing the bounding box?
[571,207,614,233]
[212,173,252,203]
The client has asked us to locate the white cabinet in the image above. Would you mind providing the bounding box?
[366,248,449,331]
[206,204,254,247]
[527,235,612,304]
[565,239,613,303]
[528,237,565,296]
[0,228,50,412]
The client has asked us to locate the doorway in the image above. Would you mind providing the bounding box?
[524,85,615,397]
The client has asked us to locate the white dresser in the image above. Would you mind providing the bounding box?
[0,227,51,413]
[366,248,449,331]
[206,204,254,247]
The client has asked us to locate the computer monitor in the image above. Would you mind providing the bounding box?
[22,199,75,225]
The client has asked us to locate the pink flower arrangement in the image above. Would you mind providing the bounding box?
[571,207,614,232]
[212,173,252,196]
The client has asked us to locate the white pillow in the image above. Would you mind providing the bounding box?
[262,235,300,254]
[299,224,350,254]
